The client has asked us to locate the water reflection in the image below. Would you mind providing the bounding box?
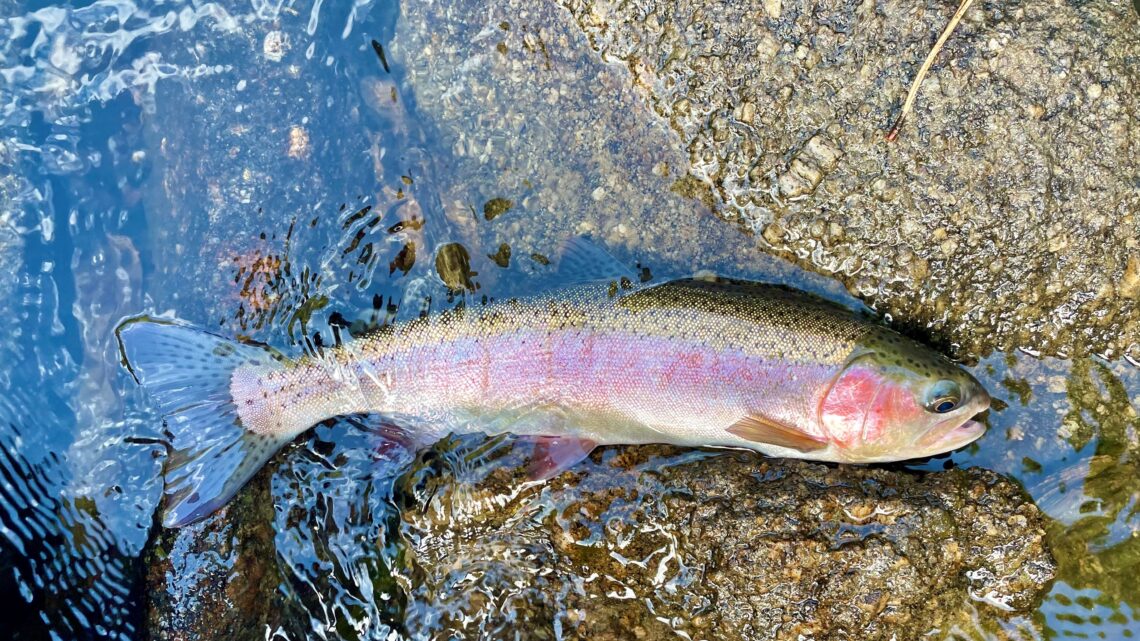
[0,365,158,640]
[1059,360,1139,540]
[1048,359,1140,630]
[270,417,414,639]
[925,354,1140,636]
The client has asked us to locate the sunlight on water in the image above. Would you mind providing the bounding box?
[1,0,395,637]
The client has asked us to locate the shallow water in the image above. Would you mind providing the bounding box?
[0,0,1137,639]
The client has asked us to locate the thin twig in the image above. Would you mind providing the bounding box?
[886,0,977,141]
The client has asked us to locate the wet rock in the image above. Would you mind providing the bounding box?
[144,465,302,641]
[396,444,1056,640]
[435,242,478,292]
[482,197,514,221]
[145,438,1055,640]
[392,0,801,295]
[394,0,1140,360]
[143,418,420,641]
[777,135,843,199]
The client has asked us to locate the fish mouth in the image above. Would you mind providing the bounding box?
[913,386,991,455]
[915,418,986,453]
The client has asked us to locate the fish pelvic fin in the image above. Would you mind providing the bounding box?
[527,436,597,481]
[116,318,297,528]
[726,414,828,453]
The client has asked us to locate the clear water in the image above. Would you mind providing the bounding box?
[0,0,1137,639]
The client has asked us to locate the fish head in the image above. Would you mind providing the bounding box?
[818,330,990,462]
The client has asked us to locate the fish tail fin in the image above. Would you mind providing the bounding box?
[116,318,295,528]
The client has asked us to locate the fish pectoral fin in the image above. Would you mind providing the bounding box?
[726,415,828,452]
[527,436,598,481]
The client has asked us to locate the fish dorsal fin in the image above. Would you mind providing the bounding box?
[552,237,637,285]
[727,414,828,452]
[394,275,448,323]
[527,436,597,480]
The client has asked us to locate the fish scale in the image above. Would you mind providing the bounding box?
[117,277,989,527]
[261,280,863,441]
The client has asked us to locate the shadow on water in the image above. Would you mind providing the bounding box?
[1,0,1139,639]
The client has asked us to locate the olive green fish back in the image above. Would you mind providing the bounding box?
[351,278,875,368]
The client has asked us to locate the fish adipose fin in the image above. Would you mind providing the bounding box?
[727,415,828,452]
[116,318,295,528]
[527,436,597,481]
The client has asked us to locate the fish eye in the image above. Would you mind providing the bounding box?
[926,380,962,413]
[932,398,958,413]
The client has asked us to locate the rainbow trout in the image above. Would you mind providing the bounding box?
[119,268,989,527]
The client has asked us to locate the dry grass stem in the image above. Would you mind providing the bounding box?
[886,0,977,141]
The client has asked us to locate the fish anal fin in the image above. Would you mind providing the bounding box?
[727,415,828,452]
[527,436,597,481]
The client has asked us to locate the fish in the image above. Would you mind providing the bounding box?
[117,242,990,527]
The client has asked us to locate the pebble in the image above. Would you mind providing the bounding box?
[287,126,310,160]
[263,31,286,62]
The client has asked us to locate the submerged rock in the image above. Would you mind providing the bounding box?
[144,465,303,641]
[396,443,1055,640]
[145,440,1055,640]
[0,140,25,304]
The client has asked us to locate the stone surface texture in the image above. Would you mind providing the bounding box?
[394,0,1140,360]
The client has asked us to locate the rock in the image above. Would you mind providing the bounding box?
[435,242,477,292]
[145,440,1055,640]
[1120,255,1140,300]
[392,0,811,299]
[777,135,843,199]
[394,0,1140,360]
[482,197,514,221]
[394,443,1056,640]
[143,418,420,641]
[144,465,303,641]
